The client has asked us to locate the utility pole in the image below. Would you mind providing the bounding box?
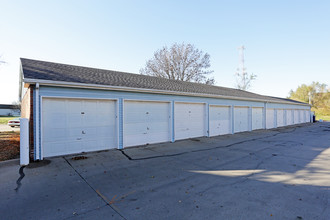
[239,46,246,88]
[235,45,256,91]
[236,45,248,90]
[308,92,312,105]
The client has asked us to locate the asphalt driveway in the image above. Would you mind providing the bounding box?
[0,123,329,220]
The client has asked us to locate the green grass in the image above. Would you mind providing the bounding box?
[316,115,330,121]
[0,117,17,125]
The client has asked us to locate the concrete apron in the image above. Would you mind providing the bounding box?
[0,122,329,220]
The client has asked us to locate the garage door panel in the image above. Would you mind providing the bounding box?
[67,100,82,113]
[44,128,69,142]
[42,98,117,157]
[149,113,169,122]
[294,110,299,124]
[175,103,205,140]
[299,110,304,123]
[234,107,249,133]
[44,141,82,157]
[252,107,263,130]
[82,138,114,152]
[277,109,284,127]
[305,110,310,122]
[286,110,293,125]
[148,121,169,133]
[96,126,115,137]
[266,109,274,129]
[124,101,170,147]
[67,127,82,138]
[209,106,231,136]
[124,123,146,135]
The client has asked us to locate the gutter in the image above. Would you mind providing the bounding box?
[23,78,310,107]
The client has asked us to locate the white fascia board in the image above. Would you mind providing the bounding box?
[23,78,310,107]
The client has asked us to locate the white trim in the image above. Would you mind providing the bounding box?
[231,105,234,134]
[206,104,209,137]
[40,95,43,159]
[23,78,310,106]
[123,98,171,103]
[116,99,120,149]
[174,101,207,104]
[248,106,252,131]
[40,95,117,101]
[233,105,250,108]
[121,99,124,149]
[209,104,231,107]
[35,83,40,160]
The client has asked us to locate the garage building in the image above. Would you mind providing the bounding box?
[19,58,311,160]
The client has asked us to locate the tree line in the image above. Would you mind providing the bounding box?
[289,82,330,117]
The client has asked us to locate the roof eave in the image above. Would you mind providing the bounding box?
[23,78,310,107]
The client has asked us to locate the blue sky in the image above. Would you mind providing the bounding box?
[0,0,329,104]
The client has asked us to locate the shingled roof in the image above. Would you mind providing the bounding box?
[20,58,307,105]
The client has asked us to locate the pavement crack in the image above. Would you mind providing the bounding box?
[119,149,133,160]
[63,157,127,220]
[120,149,187,161]
[14,166,25,192]
[120,127,299,161]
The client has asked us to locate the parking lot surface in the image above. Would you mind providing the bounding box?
[0,123,329,220]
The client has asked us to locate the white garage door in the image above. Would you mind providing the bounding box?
[305,110,310,122]
[175,102,205,140]
[299,110,305,123]
[124,101,170,147]
[294,110,299,124]
[252,107,263,130]
[209,105,231,136]
[286,110,293,125]
[277,109,284,127]
[42,98,117,157]
[234,107,249,133]
[266,109,275,129]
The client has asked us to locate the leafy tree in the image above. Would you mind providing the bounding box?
[140,43,215,85]
[289,82,330,116]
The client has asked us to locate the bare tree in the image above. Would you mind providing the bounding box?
[235,46,256,90]
[235,71,257,91]
[140,43,214,85]
[11,101,21,115]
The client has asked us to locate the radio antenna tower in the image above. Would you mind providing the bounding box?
[235,45,256,91]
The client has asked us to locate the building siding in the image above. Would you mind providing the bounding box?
[33,85,310,160]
